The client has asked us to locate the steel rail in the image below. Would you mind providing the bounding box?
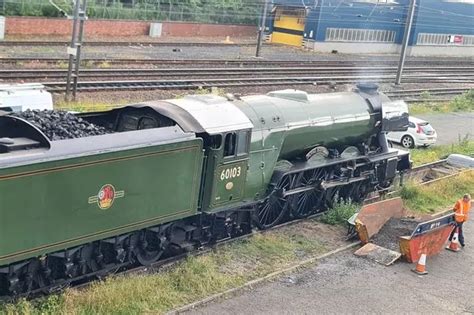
[385,87,471,94]
[39,75,474,92]
[2,66,473,73]
[1,66,473,81]
[1,57,472,67]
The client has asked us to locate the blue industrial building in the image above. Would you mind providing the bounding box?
[266,0,473,56]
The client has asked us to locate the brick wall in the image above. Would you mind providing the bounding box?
[162,23,256,37]
[4,17,256,38]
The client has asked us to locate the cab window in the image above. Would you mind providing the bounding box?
[224,130,249,158]
[237,130,250,156]
[224,133,236,157]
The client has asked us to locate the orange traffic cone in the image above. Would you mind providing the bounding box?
[412,253,428,275]
[446,227,460,252]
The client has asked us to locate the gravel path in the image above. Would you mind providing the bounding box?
[189,215,474,314]
[1,43,472,63]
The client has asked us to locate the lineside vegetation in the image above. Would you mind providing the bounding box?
[410,138,474,166]
[0,226,329,314]
[320,200,358,226]
[409,90,474,115]
[0,0,259,24]
[401,170,474,213]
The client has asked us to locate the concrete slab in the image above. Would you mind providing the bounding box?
[354,243,401,266]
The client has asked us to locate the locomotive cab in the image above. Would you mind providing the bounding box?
[199,129,251,212]
[161,95,254,213]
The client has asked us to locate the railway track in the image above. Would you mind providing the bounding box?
[0,158,466,302]
[25,76,474,93]
[1,63,471,93]
[1,57,472,68]
[402,159,462,183]
[1,66,473,81]
[365,159,466,204]
[385,87,472,101]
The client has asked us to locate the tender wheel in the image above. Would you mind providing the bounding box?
[289,169,326,219]
[401,135,415,149]
[135,229,168,266]
[255,175,292,229]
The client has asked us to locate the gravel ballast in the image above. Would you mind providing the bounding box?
[370,218,419,252]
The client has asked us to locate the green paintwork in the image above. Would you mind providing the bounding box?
[235,91,378,201]
[211,159,248,208]
[0,139,203,266]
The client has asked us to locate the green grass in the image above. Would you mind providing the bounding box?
[1,0,259,24]
[410,138,474,166]
[409,90,474,115]
[54,100,127,113]
[1,230,326,314]
[320,200,359,225]
[401,170,474,213]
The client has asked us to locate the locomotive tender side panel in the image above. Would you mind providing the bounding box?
[0,138,203,266]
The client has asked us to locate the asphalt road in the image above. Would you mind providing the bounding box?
[190,215,474,314]
[416,112,474,145]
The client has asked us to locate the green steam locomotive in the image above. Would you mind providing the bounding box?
[0,84,410,296]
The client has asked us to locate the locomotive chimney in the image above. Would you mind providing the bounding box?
[356,83,379,95]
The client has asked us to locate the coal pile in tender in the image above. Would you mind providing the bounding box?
[371,218,419,252]
[13,110,112,141]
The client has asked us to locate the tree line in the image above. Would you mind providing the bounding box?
[0,0,261,24]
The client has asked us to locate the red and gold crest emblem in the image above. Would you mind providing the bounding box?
[88,184,125,210]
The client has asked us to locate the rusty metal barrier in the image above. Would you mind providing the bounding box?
[399,213,455,263]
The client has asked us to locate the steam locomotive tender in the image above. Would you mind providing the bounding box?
[0,85,410,296]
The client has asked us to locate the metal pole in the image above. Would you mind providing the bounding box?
[395,0,416,85]
[65,0,81,101]
[72,0,87,101]
[255,0,269,58]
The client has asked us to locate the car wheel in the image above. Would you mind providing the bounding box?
[401,135,415,149]
[387,140,394,148]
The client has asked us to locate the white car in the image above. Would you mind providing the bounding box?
[387,116,437,148]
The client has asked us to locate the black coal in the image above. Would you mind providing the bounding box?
[12,110,112,141]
